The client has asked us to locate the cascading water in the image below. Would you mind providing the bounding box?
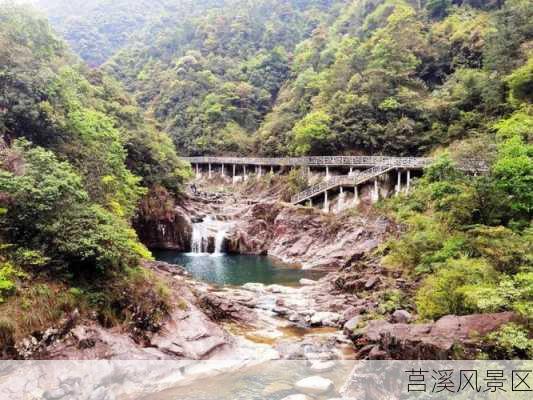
[190,215,232,255]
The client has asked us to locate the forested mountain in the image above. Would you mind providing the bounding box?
[0,5,189,347]
[32,0,227,67]
[31,1,532,158]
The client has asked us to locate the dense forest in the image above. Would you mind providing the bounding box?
[0,4,191,350]
[34,0,531,158]
[0,0,531,359]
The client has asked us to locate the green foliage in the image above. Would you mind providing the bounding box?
[377,289,407,315]
[0,262,19,303]
[506,57,533,104]
[284,167,309,201]
[292,111,335,155]
[384,150,532,321]
[494,110,533,142]
[486,323,533,359]
[26,0,531,159]
[0,141,149,273]
[492,135,533,218]
[416,257,499,319]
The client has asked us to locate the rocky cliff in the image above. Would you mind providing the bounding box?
[226,202,395,270]
[134,186,193,251]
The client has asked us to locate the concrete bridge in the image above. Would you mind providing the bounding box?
[183,156,488,212]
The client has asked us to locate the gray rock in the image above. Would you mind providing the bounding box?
[281,395,313,400]
[309,360,336,372]
[364,276,380,290]
[342,306,359,321]
[310,312,342,327]
[391,309,412,324]
[295,376,335,395]
[343,316,362,335]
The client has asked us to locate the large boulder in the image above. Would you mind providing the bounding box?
[354,312,516,360]
[198,292,256,324]
[295,376,334,395]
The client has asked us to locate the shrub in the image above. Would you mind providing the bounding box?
[0,141,150,273]
[0,262,25,303]
[486,323,533,359]
[468,226,531,273]
[416,257,499,319]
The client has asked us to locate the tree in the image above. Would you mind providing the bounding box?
[292,111,335,155]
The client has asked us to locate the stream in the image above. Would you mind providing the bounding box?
[153,252,325,286]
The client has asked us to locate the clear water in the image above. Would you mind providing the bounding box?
[152,252,325,286]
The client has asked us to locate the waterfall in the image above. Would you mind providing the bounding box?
[190,215,231,255]
[190,222,209,254]
[213,227,228,255]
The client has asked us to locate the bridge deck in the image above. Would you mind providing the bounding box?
[183,156,487,172]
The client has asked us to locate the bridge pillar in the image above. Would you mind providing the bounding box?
[338,187,345,213]
[396,169,402,196]
[221,164,225,177]
[232,164,236,185]
[271,166,274,174]
[244,165,247,180]
[258,165,262,177]
[354,185,359,206]
[195,164,199,177]
[349,167,353,177]
[372,179,380,203]
[208,163,212,179]
[308,198,313,208]
[324,190,329,212]
[406,170,411,193]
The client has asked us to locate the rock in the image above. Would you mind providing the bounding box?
[273,306,290,316]
[267,284,292,294]
[309,360,336,372]
[295,376,334,395]
[355,312,516,360]
[43,385,72,400]
[368,346,388,360]
[242,283,266,292]
[299,279,316,286]
[281,395,313,400]
[134,194,193,251]
[89,387,116,400]
[342,306,360,321]
[343,316,362,335]
[226,202,392,268]
[310,312,342,327]
[198,292,256,323]
[364,276,380,290]
[391,310,412,324]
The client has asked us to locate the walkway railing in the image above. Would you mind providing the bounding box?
[183,156,488,172]
[291,161,397,204]
[183,156,432,168]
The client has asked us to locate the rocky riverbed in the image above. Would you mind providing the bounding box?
[12,183,518,364]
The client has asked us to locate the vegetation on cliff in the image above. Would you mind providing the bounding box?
[40,0,529,159]
[0,6,188,352]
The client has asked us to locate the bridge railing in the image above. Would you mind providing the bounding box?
[290,160,398,204]
[183,156,488,172]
